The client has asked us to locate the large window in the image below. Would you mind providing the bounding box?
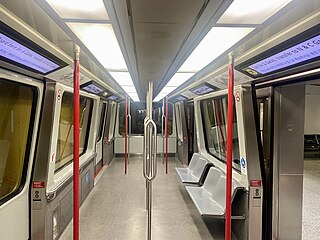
[55,92,93,172]
[200,96,241,172]
[118,102,173,136]
[0,79,36,203]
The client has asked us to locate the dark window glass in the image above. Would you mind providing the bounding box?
[200,96,241,172]
[97,103,107,141]
[119,102,173,136]
[0,79,36,203]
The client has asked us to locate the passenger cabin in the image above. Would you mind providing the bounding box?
[0,0,320,240]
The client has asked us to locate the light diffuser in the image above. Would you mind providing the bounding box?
[217,0,292,24]
[179,27,254,72]
[109,72,134,86]
[67,23,127,71]
[166,72,195,87]
[46,0,109,20]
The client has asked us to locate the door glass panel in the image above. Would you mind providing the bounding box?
[0,79,36,202]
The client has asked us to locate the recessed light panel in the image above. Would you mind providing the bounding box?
[166,72,195,87]
[217,0,292,24]
[46,0,109,20]
[67,23,127,71]
[179,27,254,72]
[109,72,134,86]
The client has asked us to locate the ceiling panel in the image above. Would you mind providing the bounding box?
[132,0,205,23]
[131,0,205,98]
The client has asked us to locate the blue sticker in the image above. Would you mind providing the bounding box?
[85,173,89,183]
[241,158,246,168]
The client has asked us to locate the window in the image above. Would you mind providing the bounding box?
[104,101,117,141]
[118,102,173,136]
[0,79,36,203]
[97,102,107,141]
[152,102,173,136]
[200,96,240,172]
[175,103,183,141]
[55,92,93,172]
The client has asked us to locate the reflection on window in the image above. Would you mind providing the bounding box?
[0,79,35,202]
[55,92,93,172]
[152,102,173,136]
[200,96,240,172]
[97,103,107,141]
[175,104,183,141]
[118,102,173,136]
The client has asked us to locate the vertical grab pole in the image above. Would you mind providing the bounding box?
[165,96,169,174]
[73,44,80,240]
[225,52,234,240]
[125,96,128,174]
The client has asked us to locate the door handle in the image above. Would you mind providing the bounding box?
[143,119,157,182]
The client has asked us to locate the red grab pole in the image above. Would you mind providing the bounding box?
[165,96,169,174]
[225,52,234,240]
[125,96,128,174]
[73,44,80,240]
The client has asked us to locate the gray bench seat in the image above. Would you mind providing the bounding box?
[175,153,211,184]
[186,167,243,217]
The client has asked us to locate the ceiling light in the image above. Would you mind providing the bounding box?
[153,73,194,101]
[166,73,195,87]
[153,94,167,102]
[67,23,127,71]
[109,72,134,85]
[179,27,254,72]
[160,86,177,94]
[128,93,140,102]
[122,86,136,93]
[217,0,292,24]
[153,87,176,101]
[46,0,109,20]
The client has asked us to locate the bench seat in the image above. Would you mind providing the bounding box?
[175,154,211,184]
[186,167,243,217]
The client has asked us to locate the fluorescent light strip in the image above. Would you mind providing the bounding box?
[109,72,134,85]
[153,72,196,101]
[166,72,195,87]
[179,27,254,72]
[217,0,292,24]
[46,0,109,20]
[154,27,253,101]
[109,71,139,100]
[67,23,127,71]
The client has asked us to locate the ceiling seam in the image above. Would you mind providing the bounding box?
[153,0,211,96]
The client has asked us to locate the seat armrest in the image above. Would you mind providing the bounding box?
[198,163,214,186]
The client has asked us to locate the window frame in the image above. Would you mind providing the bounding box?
[54,92,94,173]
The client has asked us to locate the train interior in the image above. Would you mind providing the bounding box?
[0,0,320,239]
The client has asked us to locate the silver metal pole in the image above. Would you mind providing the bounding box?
[142,82,157,240]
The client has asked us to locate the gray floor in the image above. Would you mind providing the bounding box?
[302,160,320,240]
[59,157,228,240]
